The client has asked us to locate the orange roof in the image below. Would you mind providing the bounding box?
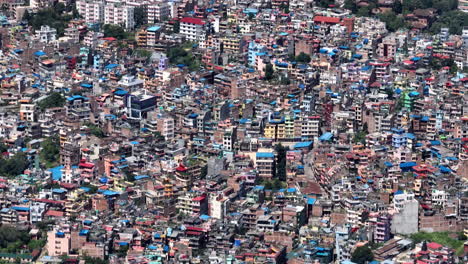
[45,210,65,217]
[313,16,340,24]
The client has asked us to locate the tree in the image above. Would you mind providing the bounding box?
[103,24,127,40]
[0,139,7,153]
[25,3,74,36]
[173,21,180,33]
[275,144,287,181]
[392,0,403,13]
[40,136,60,168]
[351,245,374,264]
[83,256,109,264]
[134,7,146,28]
[344,0,358,13]
[265,63,274,80]
[295,52,311,64]
[377,12,407,32]
[0,152,29,177]
[38,92,65,110]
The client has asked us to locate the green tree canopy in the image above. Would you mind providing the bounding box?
[265,63,274,80]
[103,24,128,40]
[351,245,374,264]
[40,136,60,168]
[0,152,29,177]
[38,92,65,110]
[134,7,146,28]
[295,52,311,64]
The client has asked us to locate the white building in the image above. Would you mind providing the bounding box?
[179,17,207,42]
[30,202,47,224]
[36,25,57,43]
[431,189,448,207]
[147,1,170,24]
[76,0,104,24]
[105,2,135,29]
[393,191,415,211]
[77,0,135,29]
[209,194,229,220]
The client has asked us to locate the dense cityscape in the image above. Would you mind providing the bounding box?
[0,0,467,263]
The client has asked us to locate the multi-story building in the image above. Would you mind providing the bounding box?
[36,25,57,43]
[179,17,207,42]
[65,95,91,121]
[255,152,275,179]
[125,91,157,120]
[47,228,71,256]
[147,1,170,24]
[76,0,104,24]
[104,2,135,29]
[176,192,208,215]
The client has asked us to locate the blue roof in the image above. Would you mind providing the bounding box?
[406,133,416,140]
[114,89,128,96]
[200,214,210,220]
[430,140,441,146]
[118,242,129,246]
[48,165,64,181]
[256,152,274,158]
[439,165,451,173]
[79,229,89,236]
[147,26,161,32]
[99,177,108,184]
[34,50,46,56]
[319,132,333,141]
[105,63,119,69]
[134,175,149,180]
[294,141,313,149]
[394,190,404,195]
[384,161,393,167]
[400,162,417,168]
[11,206,29,211]
[307,198,316,205]
[52,188,67,194]
[80,83,92,88]
[67,95,88,101]
[287,188,296,193]
[148,245,157,250]
[102,190,120,196]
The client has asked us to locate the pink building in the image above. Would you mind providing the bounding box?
[47,228,71,256]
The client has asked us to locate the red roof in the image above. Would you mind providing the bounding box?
[427,242,442,250]
[45,210,65,217]
[186,231,202,236]
[102,37,116,41]
[79,162,95,169]
[313,16,340,24]
[180,17,205,25]
[186,226,204,232]
[176,164,187,172]
[192,195,206,202]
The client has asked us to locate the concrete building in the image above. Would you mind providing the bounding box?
[36,25,57,43]
[104,2,135,29]
[76,0,104,24]
[255,152,275,179]
[180,17,207,42]
[47,228,71,256]
[147,1,170,24]
[391,199,419,235]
